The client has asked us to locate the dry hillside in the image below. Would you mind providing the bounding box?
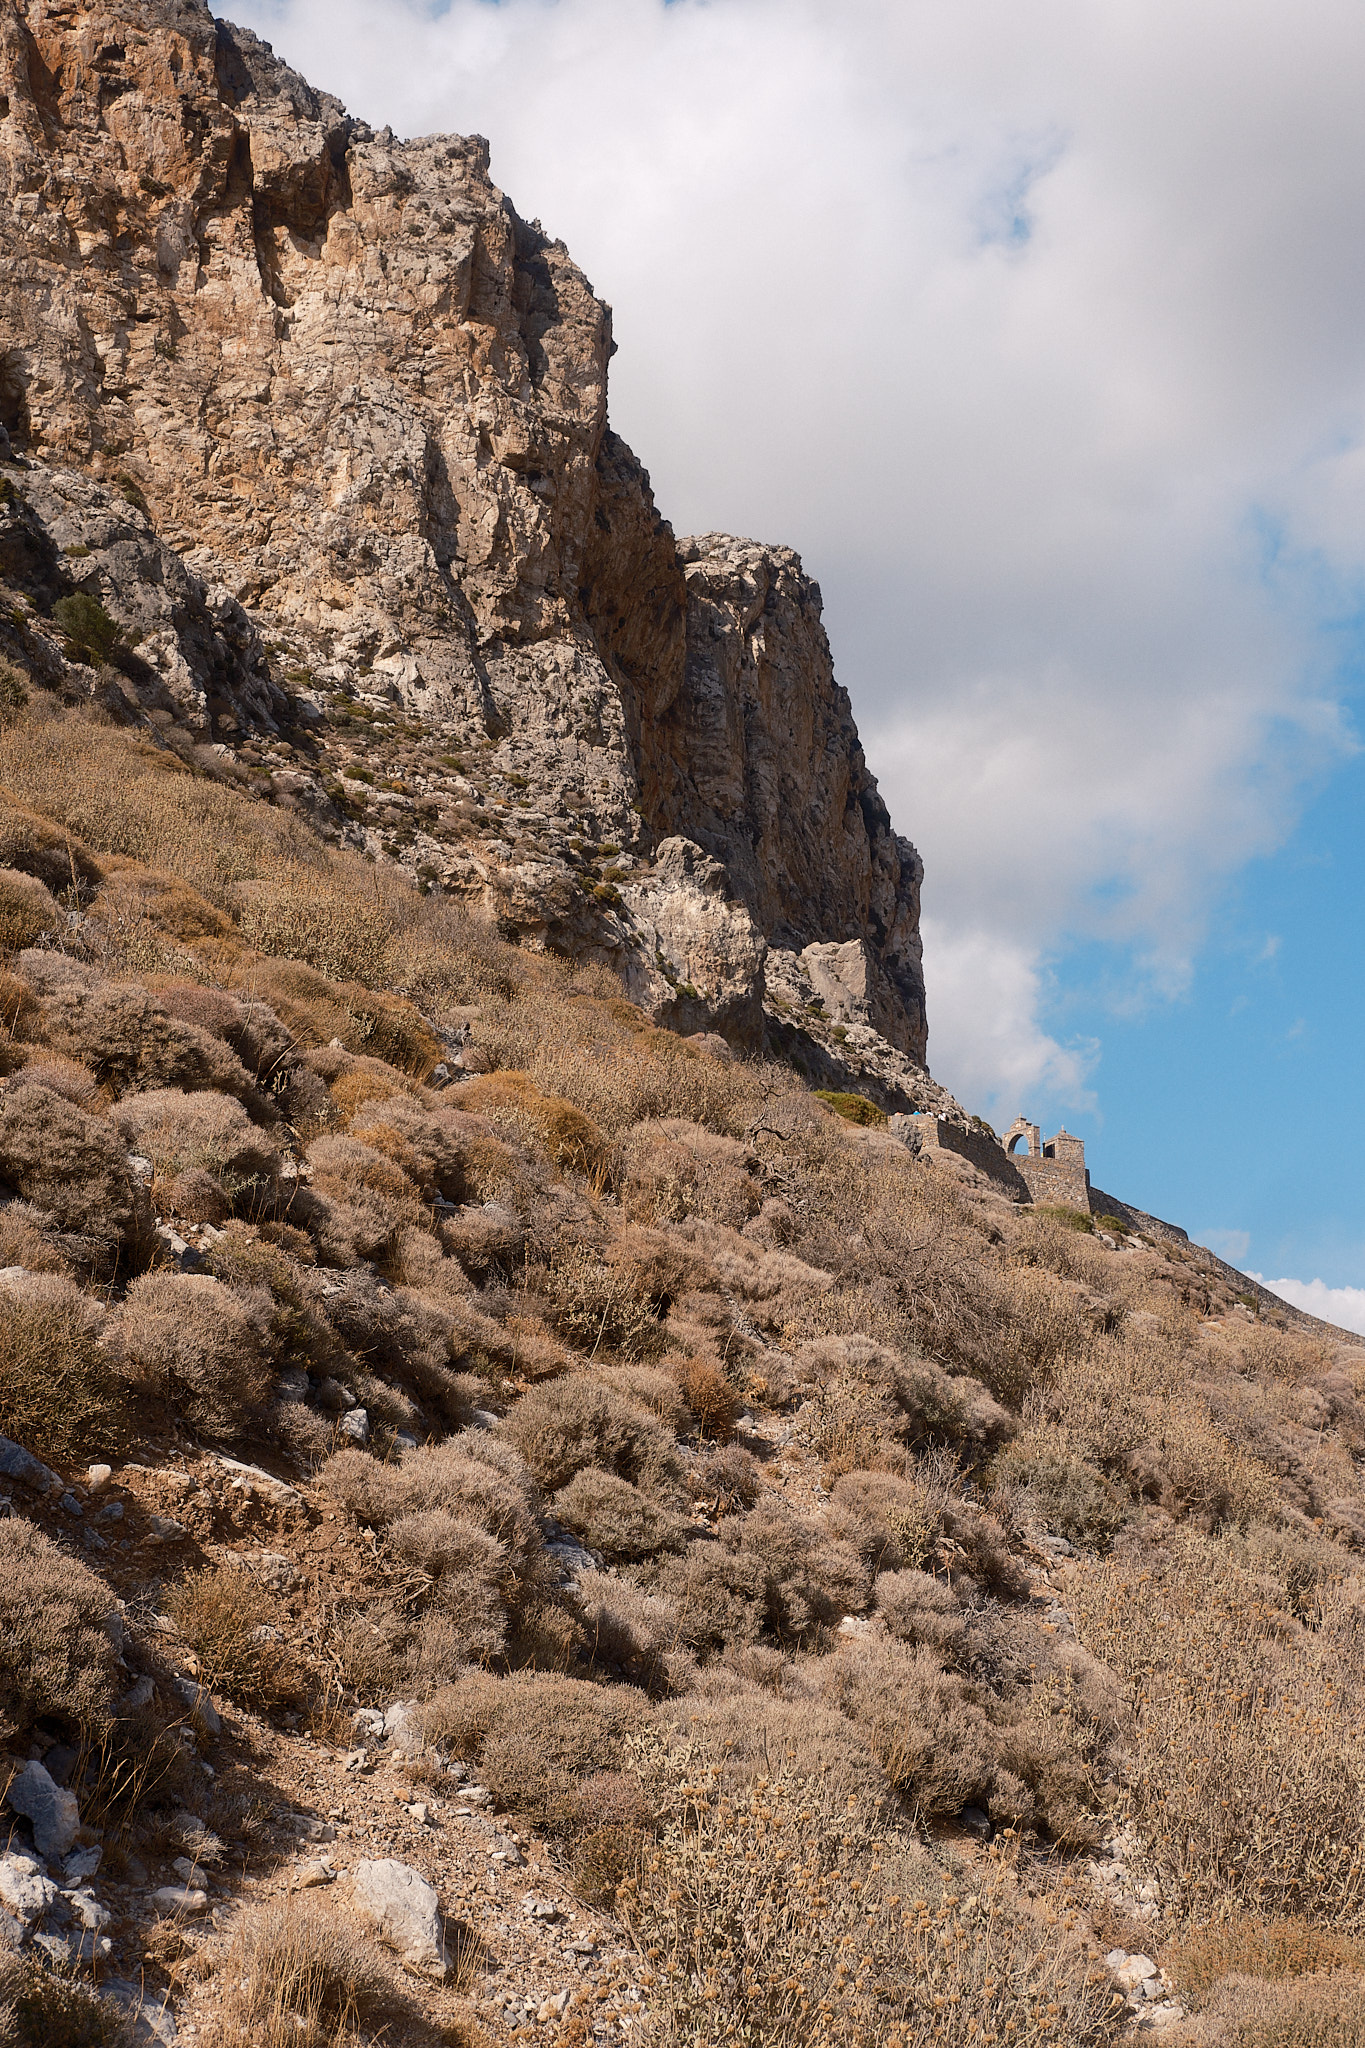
[0,665,1362,2048]
[0,4,1364,2044]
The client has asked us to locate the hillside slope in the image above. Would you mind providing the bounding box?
[0,671,1360,2047]
[0,7,1364,2048]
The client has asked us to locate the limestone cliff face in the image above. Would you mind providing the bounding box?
[0,0,934,1091]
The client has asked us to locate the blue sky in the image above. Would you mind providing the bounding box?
[235,0,1365,1320]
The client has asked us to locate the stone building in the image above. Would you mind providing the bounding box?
[1002,1118,1092,1212]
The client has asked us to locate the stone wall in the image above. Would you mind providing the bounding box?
[893,1115,1030,1198]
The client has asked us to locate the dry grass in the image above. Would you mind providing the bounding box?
[619,1742,1122,2046]
[169,1563,305,1709]
[1069,1531,1365,1922]
[199,1899,408,2048]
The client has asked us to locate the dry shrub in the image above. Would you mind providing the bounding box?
[472,983,788,1140]
[502,1376,683,1497]
[0,787,103,894]
[303,1132,424,1264]
[574,1569,680,1688]
[827,1469,947,1573]
[1202,1969,1365,2046]
[150,979,295,1085]
[387,1510,507,1662]
[570,1774,651,1907]
[324,1433,534,1525]
[0,1955,133,2048]
[533,1243,665,1361]
[874,1568,969,1663]
[994,1429,1130,1548]
[656,1544,770,1654]
[0,1518,120,1734]
[940,1498,1032,1599]
[30,967,257,1101]
[0,1197,72,1272]
[92,861,235,947]
[113,1086,280,1192]
[620,1743,1120,2047]
[0,1080,133,1250]
[1168,1916,1365,2008]
[693,1443,763,1516]
[671,1354,740,1439]
[622,1119,759,1229]
[15,1051,103,1110]
[0,965,39,1038]
[659,1508,867,1656]
[1070,1531,1365,1921]
[319,1440,546,1609]
[0,864,59,951]
[821,1638,1009,1818]
[989,1266,1095,1406]
[420,1669,642,1837]
[200,1899,407,2048]
[594,1363,690,1432]
[553,1467,683,1559]
[721,1500,869,1639]
[1138,1400,1276,1531]
[114,1271,273,1439]
[0,1271,129,1458]
[451,1069,615,1180]
[169,1564,304,1709]
[797,1336,1012,1470]
[348,1094,472,1202]
[249,957,442,1076]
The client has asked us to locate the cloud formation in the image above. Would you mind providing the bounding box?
[1250,1274,1365,1338]
[236,0,1365,1120]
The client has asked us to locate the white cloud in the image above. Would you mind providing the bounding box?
[1249,1273,1365,1337]
[234,0,1365,1107]
[917,917,1096,1127]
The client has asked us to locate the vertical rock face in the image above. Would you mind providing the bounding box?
[0,0,932,1086]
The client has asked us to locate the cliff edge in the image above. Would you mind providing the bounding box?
[0,0,944,1105]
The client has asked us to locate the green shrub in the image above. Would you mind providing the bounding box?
[813,1090,887,1126]
[52,592,123,664]
[1035,1204,1095,1233]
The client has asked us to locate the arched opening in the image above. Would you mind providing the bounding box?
[1006,1133,1031,1156]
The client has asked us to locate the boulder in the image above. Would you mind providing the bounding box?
[0,1848,60,1923]
[6,1760,81,1859]
[353,1858,450,1978]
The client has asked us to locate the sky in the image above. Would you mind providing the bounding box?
[233,0,1365,1326]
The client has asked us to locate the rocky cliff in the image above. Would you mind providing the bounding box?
[0,0,944,1105]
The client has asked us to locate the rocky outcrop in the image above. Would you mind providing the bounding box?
[0,0,934,1094]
